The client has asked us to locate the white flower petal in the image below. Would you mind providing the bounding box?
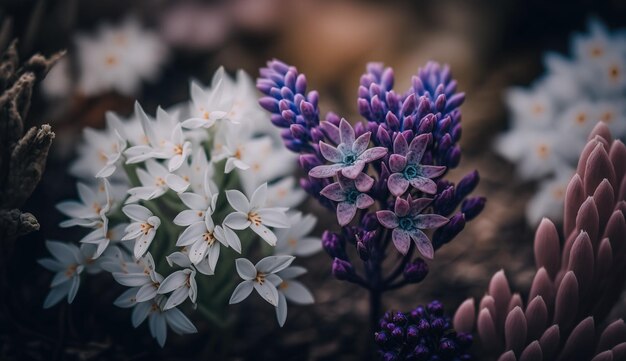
[281,280,314,304]
[235,258,256,280]
[158,270,188,294]
[165,307,197,334]
[114,287,139,308]
[223,212,250,230]
[222,226,242,253]
[176,222,205,247]
[122,204,152,222]
[150,313,167,347]
[165,174,190,193]
[253,281,279,306]
[250,183,268,209]
[136,283,158,303]
[250,222,278,246]
[164,286,189,310]
[174,210,204,226]
[131,301,151,327]
[257,208,290,228]
[276,292,288,327]
[225,189,250,213]
[179,192,209,210]
[113,272,150,287]
[229,280,254,304]
[255,255,295,274]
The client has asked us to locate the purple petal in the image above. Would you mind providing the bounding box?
[407,134,430,164]
[320,183,347,202]
[320,121,340,144]
[394,197,411,217]
[409,177,437,194]
[354,172,374,192]
[337,202,357,226]
[319,142,343,163]
[388,173,410,197]
[309,164,343,178]
[352,132,372,155]
[359,147,388,162]
[389,154,408,173]
[339,118,355,145]
[376,210,399,228]
[392,229,411,255]
[414,214,449,229]
[393,134,409,156]
[355,194,374,209]
[409,197,432,215]
[420,165,446,179]
[341,161,365,179]
[409,229,434,259]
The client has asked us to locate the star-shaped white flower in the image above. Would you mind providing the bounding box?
[121,204,161,259]
[229,255,295,307]
[126,159,170,203]
[38,241,85,308]
[223,183,290,246]
[56,179,113,228]
[274,212,322,257]
[275,266,314,327]
[112,253,164,303]
[156,268,197,310]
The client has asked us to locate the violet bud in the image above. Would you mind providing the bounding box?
[295,73,307,94]
[361,213,379,231]
[259,97,279,113]
[435,93,447,112]
[461,196,486,221]
[358,98,372,119]
[299,154,321,171]
[375,331,388,344]
[456,170,480,200]
[270,113,291,128]
[386,111,400,131]
[331,258,355,281]
[428,300,444,316]
[322,231,346,259]
[445,145,461,168]
[290,124,308,140]
[407,325,419,339]
[299,101,317,123]
[433,213,466,247]
[356,238,369,261]
[418,114,435,134]
[391,327,404,339]
[403,258,429,283]
[401,93,417,116]
[445,93,465,113]
[310,127,325,142]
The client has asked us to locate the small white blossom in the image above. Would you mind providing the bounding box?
[38,241,85,308]
[229,256,295,307]
[224,183,290,246]
[112,253,164,303]
[157,268,197,310]
[275,266,314,327]
[264,176,307,208]
[121,205,161,259]
[56,179,112,228]
[126,159,170,203]
[274,212,322,257]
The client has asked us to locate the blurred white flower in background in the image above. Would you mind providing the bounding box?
[495,18,626,225]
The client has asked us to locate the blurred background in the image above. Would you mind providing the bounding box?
[1,0,626,359]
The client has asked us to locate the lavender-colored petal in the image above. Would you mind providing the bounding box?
[409,229,434,259]
[359,147,388,163]
[392,229,411,255]
[319,142,344,163]
[394,197,411,217]
[393,133,409,155]
[341,160,365,179]
[407,133,430,164]
[339,118,355,145]
[337,202,357,226]
[320,182,347,202]
[419,165,447,178]
[408,176,437,194]
[355,194,374,209]
[376,210,399,229]
[388,173,410,197]
[388,154,407,173]
[309,164,343,178]
[320,120,340,144]
[414,214,449,229]
[354,172,374,192]
[504,306,527,354]
[409,197,433,215]
[352,132,371,155]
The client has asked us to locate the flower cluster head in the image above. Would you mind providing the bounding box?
[495,18,626,225]
[454,123,626,360]
[40,67,321,346]
[257,59,484,292]
[375,301,473,361]
[43,17,169,99]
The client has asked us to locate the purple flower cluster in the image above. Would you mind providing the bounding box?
[257,59,484,312]
[375,301,473,361]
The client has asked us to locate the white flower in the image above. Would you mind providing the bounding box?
[38,241,86,308]
[121,204,161,259]
[75,17,168,96]
[79,219,127,258]
[126,159,170,203]
[182,76,230,129]
[223,183,290,246]
[56,179,112,228]
[157,268,197,310]
[165,149,214,193]
[229,255,295,306]
[118,295,197,347]
[264,176,307,208]
[274,212,322,257]
[173,170,219,227]
[125,103,192,172]
[505,86,555,130]
[275,266,314,327]
[175,213,229,267]
[112,253,164,303]
[166,250,213,276]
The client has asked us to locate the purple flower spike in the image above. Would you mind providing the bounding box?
[387,133,446,196]
[309,119,387,179]
[376,196,449,258]
[321,173,375,226]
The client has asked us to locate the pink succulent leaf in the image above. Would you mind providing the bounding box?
[409,177,438,194]
[419,165,447,178]
[320,182,347,202]
[359,147,388,163]
[309,163,343,178]
[352,132,372,155]
[339,118,355,145]
[388,173,410,196]
[337,202,357,226]
[354,172,375,192]
[319,142,343,163]
[415,214,449,229]
[407,133,430,164]
[394,197,411,217]
[341,161,366,179]
[393,133,409,155]
[410,229,434,259]
[377,210,399,228]
[389,154,408,173]
[355,193,374,209]
[392,228,411,254]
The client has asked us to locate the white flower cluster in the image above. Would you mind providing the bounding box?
[40,68,321,346]
[42,17,168,98]
[495,18,626,225]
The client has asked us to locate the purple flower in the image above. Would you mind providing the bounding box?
[376,196,448,258]
[387,133,446,196]
[320,173,375,226]
[309,118,387,179]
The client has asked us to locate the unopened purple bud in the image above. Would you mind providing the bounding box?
[307,91,319,108]
[271,114,291,128]
[434,185,455,215]
[259,97,279,113]
[290,124,308,139]
[375,331,388,344]
[412,76,425,94]
[322,231,346,259]
[403,115,415,131]
[417,318,430,332]
[435,93,447,112]
[310,128,324,143]
[269,59,289,73]
[411,306,426,319]
[300,101,317,123]
[361,213,379,230]
[281,110,296,123]
[413,345,429,357]
[437,116,452,135]
[325,111,340,126]
[386,322,396,331]
[417,95,431,115]
[356,239,369,261]
[418,114,435,134]
[433,213,465,246]
[445,145,461,168]
[284,71,296,90]
[461,196,486,221]
[407,325,419,339]
[445,93,465,113]
[358,85,369,99]
[440,338,457,352]
[295,74,307,94]
[391,327,404,339]
[278,99,291,112]
[392,311,407,324]
[371,95,385,120]
[456,170,479,198]
[358,98,372,119]
[382,352,396,361]
[451,123,462,142]
[431,317,446,330]
[401,93,416,116]
[403,258,429,283]
[376,126,392,148]
[457,333,473,347]
[331,258,354,281]
[381,67,394,90]
[386,112,400,131]
[299,154,321,171]
[427,300,444,316]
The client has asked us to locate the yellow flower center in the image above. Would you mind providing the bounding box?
[255,271,266,285]
[248,212,262,226]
